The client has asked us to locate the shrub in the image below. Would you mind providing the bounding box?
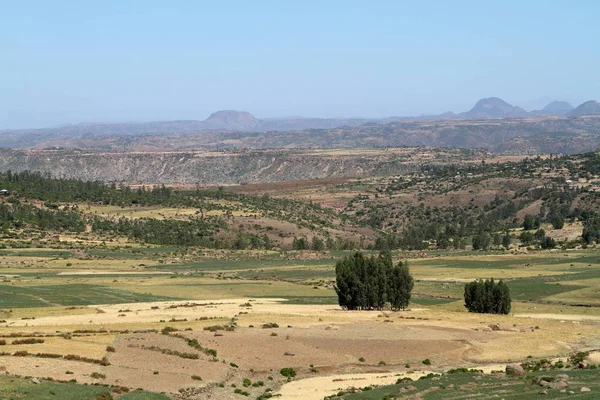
[191,375,202,381]
[243,378,252,387]
[280,368,296,378]
[90,372,106,379]
[422,359,431,365]
[12,338,44,345]
[106,346,115,352]
[161,326,178,335]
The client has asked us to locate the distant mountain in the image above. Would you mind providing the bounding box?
[3,98,600,148]
[460,97,528,119]
[201,110,259,130]
[570,100,600,116]
[543,101,574,115]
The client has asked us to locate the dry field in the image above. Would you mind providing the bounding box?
[2,244,600,399]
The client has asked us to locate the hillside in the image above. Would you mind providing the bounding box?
[542,100,574,115]
[571,100,600,115]
[0,147,487,185]
[460,97,528,119]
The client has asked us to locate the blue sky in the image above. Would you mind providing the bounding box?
[1,0,599,128]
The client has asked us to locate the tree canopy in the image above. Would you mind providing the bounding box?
[464,278,511,314]
[334,250,413,311]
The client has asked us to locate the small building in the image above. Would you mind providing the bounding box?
[0,189,9,196]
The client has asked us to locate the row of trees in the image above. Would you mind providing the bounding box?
[292,236,358,251]
[334,251,413,310]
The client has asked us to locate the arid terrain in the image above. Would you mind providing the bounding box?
[1,149,600,399]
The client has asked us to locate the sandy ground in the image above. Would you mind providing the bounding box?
[514,313,600,321]
[1,299,600,398]
[277,370,432,400]
[57,271,174,275]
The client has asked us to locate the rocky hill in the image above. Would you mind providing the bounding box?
[459,97,528,119]
[571,100,600,115]
[542,101,574,115]
[0,148,482,185]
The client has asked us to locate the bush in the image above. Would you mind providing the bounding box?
[280,368,296,378]
[12,338,44,345]
[422,359,431,365]
[90,372,106,379]
[541,236,556,249]
[106,346,115,352]
[161,326,178,335]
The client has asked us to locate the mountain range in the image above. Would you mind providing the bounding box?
[2,98,599,139]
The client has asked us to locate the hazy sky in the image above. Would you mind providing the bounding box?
[1,0,599,129]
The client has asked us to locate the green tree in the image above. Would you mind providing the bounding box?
[519,231,535,245]
[472,233,491,250]
[541,236,556,249]
[464,279,511,314]
[551,214,565,230]
[502,233,511,249]
[523,214,540,231]
[292,236,309,250]
[311,236,324,251]
[334,251,413,311]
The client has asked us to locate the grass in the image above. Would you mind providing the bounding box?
[0,284,180,308]
[410,297,456,306]
[343,369,600,399]
[0,375,171,400]
[0,249,73,258]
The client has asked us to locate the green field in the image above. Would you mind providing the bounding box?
[0,284,179,308]
[0,376,171,400]
[343,370,600,399]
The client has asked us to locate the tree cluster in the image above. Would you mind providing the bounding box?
[464,278,511,314]
[334,251,413,311]
[0,201,85,233]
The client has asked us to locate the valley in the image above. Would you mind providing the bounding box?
[0,150,600,399]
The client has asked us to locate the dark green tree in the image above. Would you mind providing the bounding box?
[334,251,413,311]
[502,233,511,249]
[523,214,540,231]
[464,279,511,314]
[551,214,565,230]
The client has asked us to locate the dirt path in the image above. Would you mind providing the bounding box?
[514,313,600,321]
